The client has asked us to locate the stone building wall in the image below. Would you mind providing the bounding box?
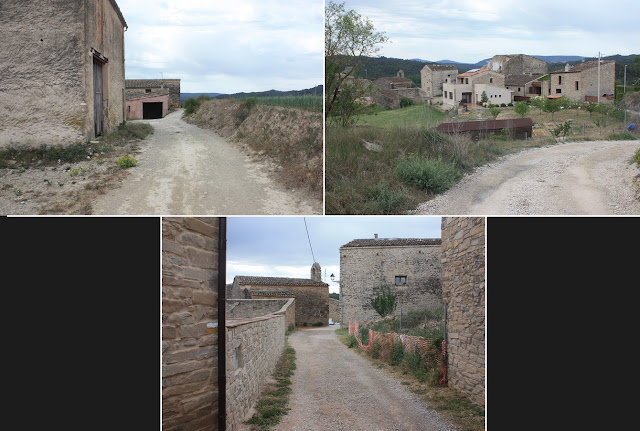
[421,65,458,97]
[340,239,442,324]
[440,217,485,407]
[162,217,220,431]
[487,54,548,76]
[543,61,615,102]
[329,298,340,323]
[0,0,126,147]
[226,314,285,431]
[126,78,182,107]
[248,284,329,326]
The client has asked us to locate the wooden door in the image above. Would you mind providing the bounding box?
[93,58,103,136]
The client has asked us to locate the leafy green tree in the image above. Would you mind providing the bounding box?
[552,121,572,141]
[371,285,397,318]
[583,101,599,118]
[542,97,561,120]
[480,91,488,104]
[489,105,501,119]
[325,1,388,123]
[514,101,529,118]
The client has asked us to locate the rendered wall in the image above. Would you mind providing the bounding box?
[0,0,86,147]
[0,0,125,147]
[125,94,169,119]
[441,217,485,407]
[162,217,220,431]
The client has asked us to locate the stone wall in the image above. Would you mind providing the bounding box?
[249,284,329,326]
[162,217,220,431]
[440,217,485,407]
[227,298,295,329]
[421,66,458,97]
[126,78,181,107]
[0,0,125,147]
[329,297,340,323]
[340,240,442,324]
[487,54,548,76]
[226,314,285,431]
[543,61,615,102]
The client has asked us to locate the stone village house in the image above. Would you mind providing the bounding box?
[541,60,616,103]
[0,0,127,147]
[420,63,458,98]
[339,236,443,324]
[228,263,330,326]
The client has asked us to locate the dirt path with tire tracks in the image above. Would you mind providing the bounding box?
[273,325,458,431]
[414,140,640,215]
[92,109,321,215]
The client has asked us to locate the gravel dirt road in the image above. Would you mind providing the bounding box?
[92,109,321,215]
[415,140,640,215]
[273,325,458,431]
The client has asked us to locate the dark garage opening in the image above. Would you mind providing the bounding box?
[143,102,163,119]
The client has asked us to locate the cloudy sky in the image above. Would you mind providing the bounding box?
[226,216,443,293]
[340,0,639,63]
[117,0,324,93]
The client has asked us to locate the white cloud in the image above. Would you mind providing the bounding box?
[118,0,323,93]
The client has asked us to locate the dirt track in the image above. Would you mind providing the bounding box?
[92,109,321,215]
[415,140,640,215]
[273,325,457,431]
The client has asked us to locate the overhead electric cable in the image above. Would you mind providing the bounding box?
[303,217,316,263]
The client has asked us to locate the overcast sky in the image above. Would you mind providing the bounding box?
[118,0,324,93]
[226,216,442,294]
[340,0,640,63]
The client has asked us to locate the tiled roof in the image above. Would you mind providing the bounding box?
[423,64,458,71]
[341,238,441,248]
[551,60,614,73]
[236,276,328,287]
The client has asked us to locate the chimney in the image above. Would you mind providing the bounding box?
[374,234,378,239]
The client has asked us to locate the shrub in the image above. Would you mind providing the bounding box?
[396,156,461,194]
[365,182,407,214]
[390,339,404,366]
[400,98,414,108]
[182,97,200,116]
[634,148,640,164]
[117,155,137,168]
[370,285,397,318]
[235,98,258,125]
[359,326,370,345]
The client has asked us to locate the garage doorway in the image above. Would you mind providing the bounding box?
[143,102,163,119]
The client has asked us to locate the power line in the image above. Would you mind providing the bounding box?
[303,217,316,263]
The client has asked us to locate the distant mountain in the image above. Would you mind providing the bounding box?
[180,92,224,103]
[215,85,323,100]
[411,55,587,67]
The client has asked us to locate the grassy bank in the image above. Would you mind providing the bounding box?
[326,100,639,214]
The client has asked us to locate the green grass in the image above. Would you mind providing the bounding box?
[245,341,297,431]
[355,103,446,129]
[233,95,322,112]
[0,122,153,169]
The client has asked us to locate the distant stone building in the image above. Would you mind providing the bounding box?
[443,68,507,106]
[420,64,458,97]
[371,70,428,108]
[441,217,485,407]
[486,54,547,76]
[230,264,329,326]
[126,79,181,107]
[339,236,442,324]
[0,0,128,147]
[125,89,169,120]
[541,60,616,103]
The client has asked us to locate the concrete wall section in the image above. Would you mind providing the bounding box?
[162,217,220,431]
[441,217,485,407]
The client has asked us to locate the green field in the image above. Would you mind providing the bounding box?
[235,95,323,112]
[355,104,447,129]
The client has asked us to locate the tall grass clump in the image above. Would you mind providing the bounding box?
[396,156,462,194]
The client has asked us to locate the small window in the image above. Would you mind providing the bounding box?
[449,92,453,99]
[444,91,448,98]
[517,87,521,92]
[145,89,151,93]
[127,106,130,112]
[490,78,493,83]
[575,81,579,91]
[556,89,562,94]
[395,276,407,285]
[558,76,562,85]
[465,78,468,84]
